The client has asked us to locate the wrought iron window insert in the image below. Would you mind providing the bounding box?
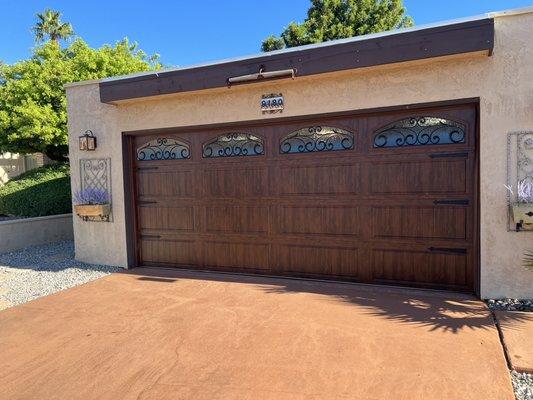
[373,117,466,148]
[137,138,190,161]
[203,133,264,158]
[280,126,354,154]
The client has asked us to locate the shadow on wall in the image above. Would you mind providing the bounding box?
[129,267,530,334]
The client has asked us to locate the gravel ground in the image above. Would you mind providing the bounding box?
[0,240,119,310]
[512,371,533,400]
[486,299,533,399]
[486,298,533,312]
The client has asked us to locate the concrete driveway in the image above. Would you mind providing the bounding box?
[0,268,515,400]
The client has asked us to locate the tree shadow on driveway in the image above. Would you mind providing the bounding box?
[129,267,530,334]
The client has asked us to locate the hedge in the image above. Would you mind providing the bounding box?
[0,163,72,217]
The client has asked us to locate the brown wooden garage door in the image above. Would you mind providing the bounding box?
[129,103,478,292]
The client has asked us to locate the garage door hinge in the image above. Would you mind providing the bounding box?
[136,166,159,171]
[429,152,469,158]
[433,199,469,205]
[140,234,161,239]
[427,247,467,254]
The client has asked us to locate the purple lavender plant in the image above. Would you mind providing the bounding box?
[73,189,110,205]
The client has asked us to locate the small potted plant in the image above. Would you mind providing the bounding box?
[73,189,111,220]
[510,178,533,226]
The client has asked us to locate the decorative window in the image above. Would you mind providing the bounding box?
[137,138,190,161]
[280,126,354,154]
[203,133,264,158]
[373,117,466,148]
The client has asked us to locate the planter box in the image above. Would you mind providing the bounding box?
[512,203,533,224]
[74,204,111,218]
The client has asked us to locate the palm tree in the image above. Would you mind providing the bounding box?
[32,9,73,43]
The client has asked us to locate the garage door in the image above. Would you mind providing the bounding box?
[130,104,478,292]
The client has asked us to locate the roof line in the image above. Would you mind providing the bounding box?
[64,5,533,89]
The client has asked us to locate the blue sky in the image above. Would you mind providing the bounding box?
[1,0,532,67]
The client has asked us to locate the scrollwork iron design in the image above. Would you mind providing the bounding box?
[137,138,190,161]
[203,133,264,158]
[373,117,466,148]
[280,126,354,154]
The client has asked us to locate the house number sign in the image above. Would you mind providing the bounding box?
[261,93,284,114]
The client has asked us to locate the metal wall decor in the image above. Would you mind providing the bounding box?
[137,138,190,161]
[79,158,112,222]
[203,133,264,158]
[280,126,354,154]
[373,117,466,148]
[507,131,533,231]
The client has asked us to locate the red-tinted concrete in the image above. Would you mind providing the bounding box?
[0,269,514,400]
[495,310,533,373]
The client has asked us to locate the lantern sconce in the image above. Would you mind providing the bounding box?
[79,130,97,151]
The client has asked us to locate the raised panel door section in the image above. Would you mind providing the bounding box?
[278,163,360,195]
[203,242,270,270]
[202,167,268,198]
[278,244,359,277]
[277,205,360,236]
[369,159,467,195]
[140,239,196,266]
[139,206,194,232]
[372,206,467,240]
[137,170,194,198]
[205,206,269,234]
[372,248,468,288]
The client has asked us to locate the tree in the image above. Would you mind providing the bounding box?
[261,0,413,51]
[0,39,160,160]
[32,9,74,43]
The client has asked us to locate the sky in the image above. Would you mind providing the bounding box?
[1,0,532,67]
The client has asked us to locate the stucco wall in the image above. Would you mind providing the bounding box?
[66,12,533,299]
[0,214,74,254]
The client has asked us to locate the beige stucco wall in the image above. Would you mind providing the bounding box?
[0,214,74,254]
[66,12,533,299]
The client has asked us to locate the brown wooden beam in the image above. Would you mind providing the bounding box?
[100,18,494,103]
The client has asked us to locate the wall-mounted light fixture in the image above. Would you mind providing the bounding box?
[79,130,97,151]
[227,66,296,86]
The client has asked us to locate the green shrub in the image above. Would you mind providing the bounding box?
[0,163,71,217]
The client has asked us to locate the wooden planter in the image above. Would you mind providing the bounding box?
[512,203,533,225]
[74,204,111,219]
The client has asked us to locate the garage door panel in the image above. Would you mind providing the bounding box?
[137,170,194,197]
[202,167,268,198]
[277,244,359,277]
[133,105,477,292]
[204,241,270,270]
[277,164,360,195]
[372,248,468,288]
[205,206,269,234]
[372,206,467,240]
[140,239,197,266]
[369,159,467,194]
[276,205,360,236]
